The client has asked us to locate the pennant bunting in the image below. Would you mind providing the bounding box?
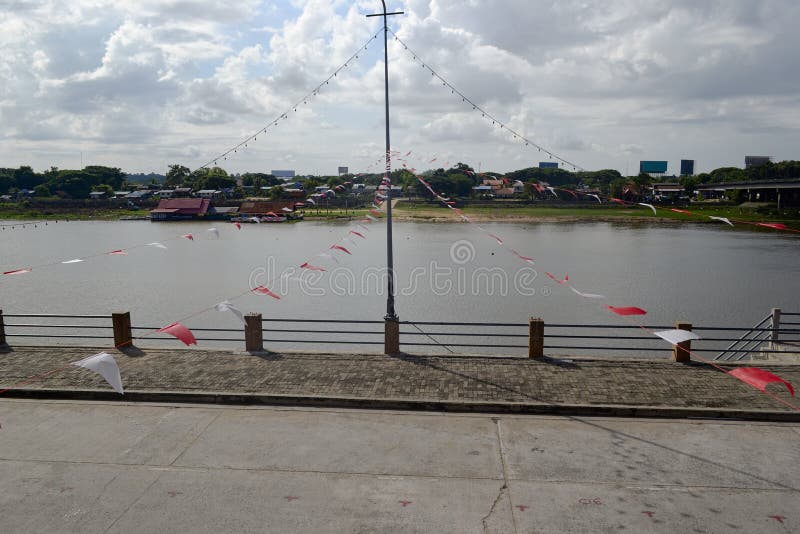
[669,209,692,215]
[653,329,701,345]
[157,322,197,346]
[61,259,84,264]
[486,233,503,245]
[607,305,647,316]
[330,244,352,255]
[3,268,31,275]
[182,234,194,241]
[569,286,606,299]
[709,216,733,227]
[349,230,366,239]
[545,272,569,285]
[252,285,281,299]
[233,222,242,230]
[214,301,245,325]
[207,227,220,239]
[300,262,326,272]
[71,352,124,394]
[756,222,789,230]
[511,250,534,264]
[728,367,794,396]
[107,250,127,256]
[638,203,657,215]
[147,242,168,249]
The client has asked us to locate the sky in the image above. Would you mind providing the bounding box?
[1,0,799,176]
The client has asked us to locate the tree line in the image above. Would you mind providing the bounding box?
[1,160,797,200]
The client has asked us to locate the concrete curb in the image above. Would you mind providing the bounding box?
[5,387,800,422]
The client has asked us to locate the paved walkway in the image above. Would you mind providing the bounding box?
[1,346,799,418]
[1,400,798,533]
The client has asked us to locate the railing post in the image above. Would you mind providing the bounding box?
[673,321,692,363]
[385,318,400,355]
[771,308,782,344]
[112,312,132,348]
[244,313,263,352]
[528,317,544,359]
[0,309,6,346]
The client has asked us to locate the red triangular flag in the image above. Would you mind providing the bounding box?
[157,322,197,346]
[607,306,647,316]
[728,367,794,396]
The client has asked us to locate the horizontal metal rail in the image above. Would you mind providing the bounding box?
[262,319,384,324]
[263,328,383,335]
[4,323,112,329]
[3,314,110,319]
[401,321,526,327]
[5,333,111,339]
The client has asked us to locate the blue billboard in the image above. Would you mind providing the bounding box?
[639,161,668,174]
[680,160,694,176]
[539,162,559,169]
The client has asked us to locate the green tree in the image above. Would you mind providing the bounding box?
[33,184,51,197]
[166,164,191,187]
[83,166,125,189]
[269,186,284,200]
[14,166,43,190]
[49,171,91,198]
[93,184,115,197]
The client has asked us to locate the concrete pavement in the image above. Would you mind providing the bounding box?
[0,399,798,533]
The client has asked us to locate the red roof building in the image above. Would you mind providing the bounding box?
[150,198,211,220]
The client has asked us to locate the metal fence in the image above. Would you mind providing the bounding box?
[2,309,798,361]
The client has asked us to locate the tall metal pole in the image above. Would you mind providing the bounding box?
[368,2,403,321]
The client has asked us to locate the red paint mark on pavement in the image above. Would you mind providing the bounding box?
[399,500,413,507]
[285,496,299,502]
[770,515,786,524]
[642,511,655,518]
[515,505,529,512]
[167,491,183,497]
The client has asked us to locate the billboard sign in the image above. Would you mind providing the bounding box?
[680,160,695,176]
[538,162,559,169]
[338,166,349,175]
[639,161,668,174]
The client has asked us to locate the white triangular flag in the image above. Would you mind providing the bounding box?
[147,242,168,249]
[569,286,606,299]
[709,216,734,227]
[71,352,124,394]
[61,259,84,264]
[654,329,701,345]
[208,227,220,239]
[214,301,245,325]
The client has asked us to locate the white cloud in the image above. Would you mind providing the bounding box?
[0,0,798,175]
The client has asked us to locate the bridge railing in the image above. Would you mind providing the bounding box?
[2,309,798,361]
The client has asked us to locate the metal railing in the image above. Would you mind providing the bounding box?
[2,309,799,361]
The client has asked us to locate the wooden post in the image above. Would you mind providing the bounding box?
[244,313,263,352]
[384,318,400,355]
[771,308,782,344]
[112,312,132,348]
[0,309,6,346]
[673,321,692,363]
[528,317,544,359]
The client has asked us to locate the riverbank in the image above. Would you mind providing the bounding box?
[2,202,799,230]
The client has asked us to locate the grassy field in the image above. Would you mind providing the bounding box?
[392,201,800,229]
[0,206,151,221]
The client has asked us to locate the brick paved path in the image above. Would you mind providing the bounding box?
[1,345,798,414]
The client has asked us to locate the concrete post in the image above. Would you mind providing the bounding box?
[112,312,132,348]
[673,321,692,363]
[384,318,400,355]
[244,313,263,352]
[771,308,782,344]
[528,317,544,359]
[0,309,6,346]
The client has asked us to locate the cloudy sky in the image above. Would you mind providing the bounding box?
[2,0,799,176]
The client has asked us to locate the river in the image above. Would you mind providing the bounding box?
[1,219,798,356]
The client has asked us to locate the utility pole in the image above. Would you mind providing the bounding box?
[367,2,403,324]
